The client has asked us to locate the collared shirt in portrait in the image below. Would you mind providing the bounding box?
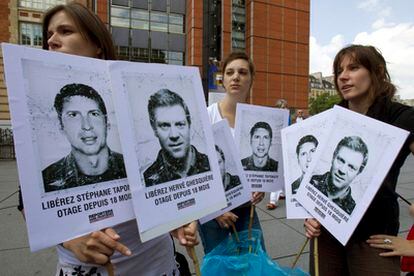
[144,145,210,187]
[223,172,241,192]
[310,172,356,215]
[42,149,126,192]
[241,155,278,172]
[291,175,303,195]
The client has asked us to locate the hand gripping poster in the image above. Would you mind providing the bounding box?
[296,105,409,245]
[109,61,227,241]
[2,44,134,251]
[199,119,251,223]
[234,103,289,192]
[281,109,333,219]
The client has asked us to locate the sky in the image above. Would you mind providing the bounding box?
[310,0,414,99]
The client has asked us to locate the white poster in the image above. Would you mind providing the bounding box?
[109,62,227,241]
[282,109,333,219]
[296,105,409,245]
[200,120,251,223]
[2,44,134,251]
[234,103,289,192]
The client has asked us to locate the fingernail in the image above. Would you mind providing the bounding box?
[125,249,132,255]
[114,234,120,239]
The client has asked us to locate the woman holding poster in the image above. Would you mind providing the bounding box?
[304,45,414,275]
[198,52,266,253]
[17,3,197,275]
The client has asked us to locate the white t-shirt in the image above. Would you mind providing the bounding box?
[208,102,235,136]
[56,220,177,276]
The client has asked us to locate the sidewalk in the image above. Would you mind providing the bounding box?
[1,155,413,275]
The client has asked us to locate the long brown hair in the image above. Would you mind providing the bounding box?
[333,44,396,101]
[42,2,116,60]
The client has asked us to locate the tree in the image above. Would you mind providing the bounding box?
[309,93,341,115]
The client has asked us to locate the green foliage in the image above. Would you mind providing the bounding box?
[309,93,341,115]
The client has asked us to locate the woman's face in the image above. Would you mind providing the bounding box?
[336,55,372,102]
[47,11,101,58]
[222,59,252,99]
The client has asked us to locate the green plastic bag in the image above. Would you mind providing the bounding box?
[201,229,308,276]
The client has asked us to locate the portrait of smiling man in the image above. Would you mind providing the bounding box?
[143,89,210,187]
[42,83,127,192]
[241,121,278,172]
[310,136,368,215]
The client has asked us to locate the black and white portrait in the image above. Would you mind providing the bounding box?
[20,59,126,195]
[111,64,226,241]
[241,121,279,172]
[119,72,213,188]
[291,135,319,195]
[199,119,250,224]
[3,45,134,251]
[310,136,368,215]
[295,105,409,245]
[42,83,126,192]
[234,103,289,192]
[281,108,332,219]
[215,144,241,192]
[143,89,210,187]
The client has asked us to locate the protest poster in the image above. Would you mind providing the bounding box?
[2,43,134,251]
[234,103,289,192]
[199,119,251,224]
[296,105,409,245]
[109,61,227,241]
[281,109,333,219]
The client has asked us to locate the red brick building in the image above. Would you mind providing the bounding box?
[187,0,310,108]
[0,0,309,127]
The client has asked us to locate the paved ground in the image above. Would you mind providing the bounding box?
[0,155,413,275]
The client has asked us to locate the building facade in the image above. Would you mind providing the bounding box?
[0,0,310,128]
[309,71,337,99]
[191,0,310,108]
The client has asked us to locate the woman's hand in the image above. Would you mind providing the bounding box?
[304,218,321,238]
[215,212,239,229]
[251,192,265,205]
[367,234,414,257]
[62,228,131,265]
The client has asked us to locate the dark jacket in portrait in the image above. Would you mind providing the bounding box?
[144,145,210,187]
[223,172,241,192]
[310,172,356,215]
[291,176,303,195]
[339,97,414,240]
[241,155,278,172]
[42,149,127,192]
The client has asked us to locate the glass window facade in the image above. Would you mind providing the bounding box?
[110,0,185,65]
[232,0,246,52]
[19,0,66,10]
[20,22,42,47]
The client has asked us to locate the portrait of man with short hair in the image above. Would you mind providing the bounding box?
[310,136,369,215]
[215,145,241,192]
[241,121,278,172]
[291,135,319,194]
[42,83,127,192]
[144,89,210,186]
